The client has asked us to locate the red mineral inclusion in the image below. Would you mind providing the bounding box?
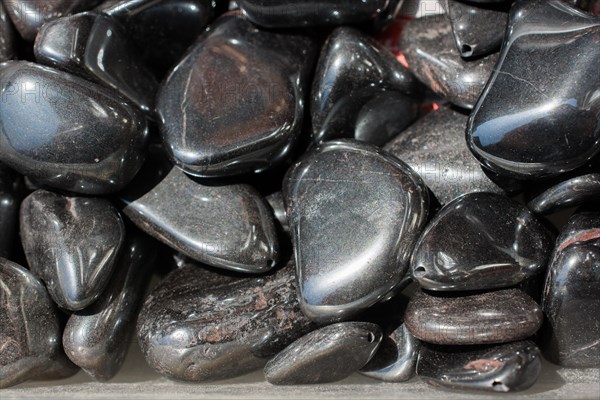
[464,359,504,372]
[558,229,600,251]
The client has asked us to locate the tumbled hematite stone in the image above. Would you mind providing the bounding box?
[417,341,542,392]
[137,261,314,382]
[466,0,600,179]
[284,140,429,323]
[265,322,382,385]
[541,210,600,368]
[20,190,125,311]
[157,14,317,177]
[121,155,279,274]
[405,289,543,345]
[0,61,149,194]
[411,192,554,291]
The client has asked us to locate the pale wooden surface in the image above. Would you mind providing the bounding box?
[2,340,599,400]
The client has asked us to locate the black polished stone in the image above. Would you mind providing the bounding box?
[100,0,218,77]
[310,27,419,147]
[283,140,429,324]
[384,107,505,205]
[417,341,542,392]
[400,16,498,109]
[0,61,149,195]
[3,0,101,41]
[34,13,159,113]
[445,0,508,59]
[20,189,125,311]
[264,322,382,385]
[237,0,401,28]
[157,14,317,177]
[0,258,62,388]
[466,0,600,179]
[360,324,420,382]
[0,164,23,259]
[541,210,600,367]
[137,261,314,382]
[63,229,157,380]
[528,174,600,215]
[411,192,554,291]
[0,1,17,62]
[121,156,279,274]
[405,289,543,345]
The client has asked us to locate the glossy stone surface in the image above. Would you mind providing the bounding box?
[238,0,400,28]
[100,0,217,77]
[400,16,498,109]
[384,107,504,205]
[411,192,553,291]
[121,156,279,274]
[3,0,101,41]
[265,192,289,233]
[284,140,429,323]
[64,229,157,380]
[528,174,600,215]
[311,27,419,146]
[541,210,600,367]
[417,341,542,392]
[0,1,17,62]
[34,13,159,112]
[360,324,420,382]
[445,0,508,59]
[157,14,317,177]
[0,164,23,259]
[20,190,125,311]
[0,62,149,194]
[467,0,600,179]
[405,289,543,345]
[265,322,382,385]
[0,259,62,388]
[34,353,79,381]
[137,261,314,382]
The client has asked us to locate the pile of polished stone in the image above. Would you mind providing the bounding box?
[0,0,599,393]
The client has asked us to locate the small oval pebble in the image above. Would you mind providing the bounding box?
[405,289,543,345]
[411,192,554,291]
[265,322,382,385]
[121,154,279,274]
[417,341,542,392]
[20,189,125,310]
